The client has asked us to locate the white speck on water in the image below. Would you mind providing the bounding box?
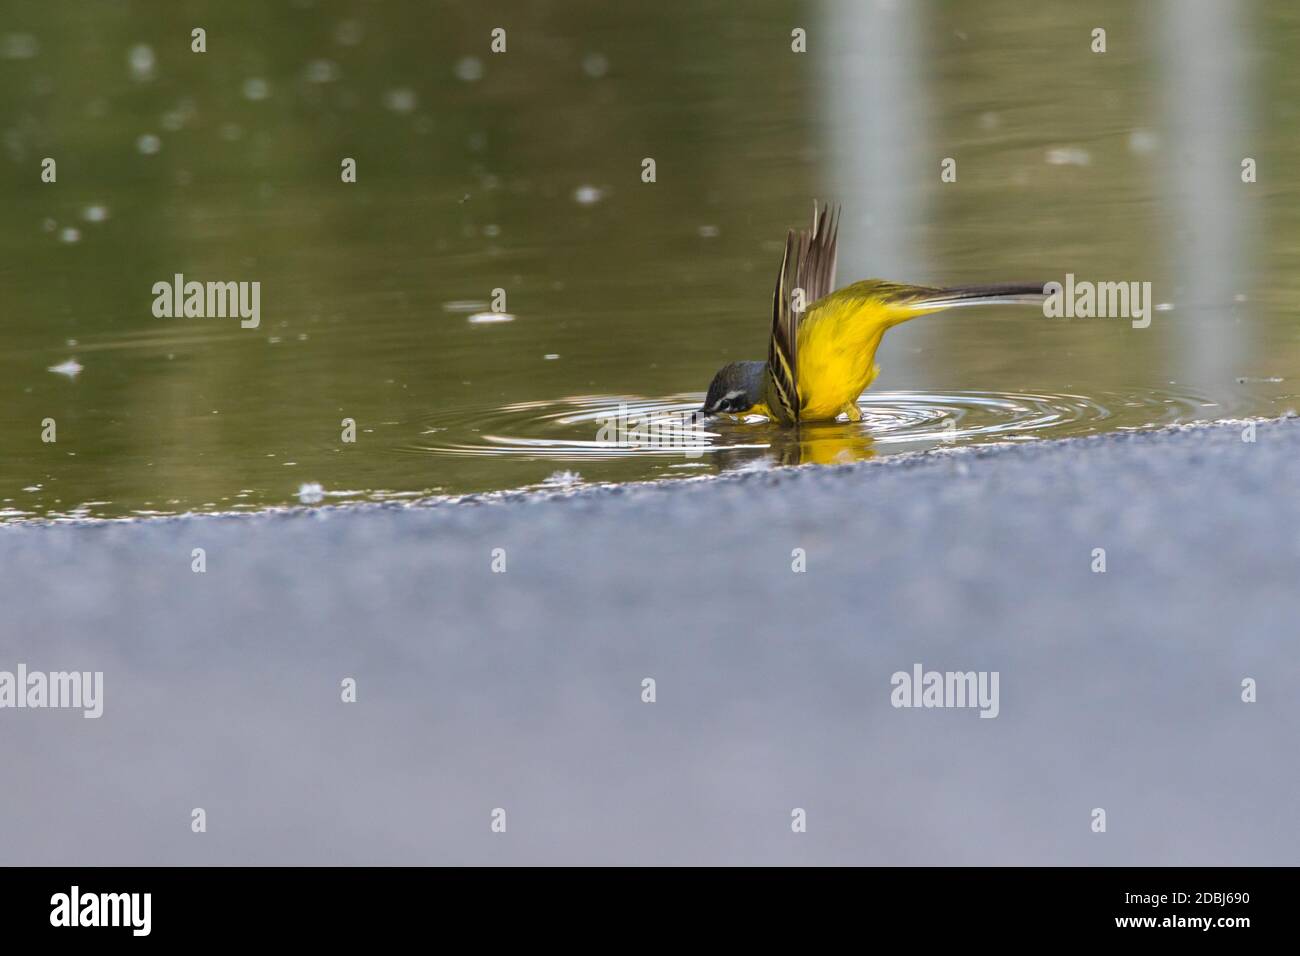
[334,20,364,46]
[1,33,39,59]
[581,53,609,78]
[698,224,720,238]
[1045,146,1091,166]
[543,353,559,360]
[23,485,42,492]
[161,101,195,131]
[442,300,489,313]
[297,482,325,504]
[82,204,109,223]
[59,227,80,244]
[468,312,515,324]
[66,338,77,346]
[382,87,417,113]
[136,133,161,155]
[543,470,582,488]
[1155,302,1174,312]
[268,336,282,344]
[455,56,484,82]
[49,358,83,378]
[574,184,603,205]
[127,44,155,82]
[304,59,339,83]
[41,218,56,233]
[483,223,500,238]
[1128,128,1159,154]
[1234,293,1248,303]
[242,77,270,101]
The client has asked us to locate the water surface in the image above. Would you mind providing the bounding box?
[2,1,1298,520]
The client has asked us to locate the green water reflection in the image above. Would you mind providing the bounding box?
[2,0,1299,519]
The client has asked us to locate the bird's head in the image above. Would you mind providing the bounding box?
[702,360,766,416]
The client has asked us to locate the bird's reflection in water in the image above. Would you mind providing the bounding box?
[780,422,878,466]
[710,420,877,470]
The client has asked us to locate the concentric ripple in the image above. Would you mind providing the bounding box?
[399,387,1222,472]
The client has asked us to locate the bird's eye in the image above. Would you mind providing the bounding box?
[706,390,747,414]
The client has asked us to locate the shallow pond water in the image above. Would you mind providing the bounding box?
[2,1,1299,520]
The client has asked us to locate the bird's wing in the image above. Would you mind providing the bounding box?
[767,202,840,422]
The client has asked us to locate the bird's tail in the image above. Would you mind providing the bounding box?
[894,282,1048,314]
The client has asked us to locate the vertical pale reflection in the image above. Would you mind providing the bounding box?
[818,0,931,381]
[1158,0,1254,385]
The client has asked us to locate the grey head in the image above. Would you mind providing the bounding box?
[702,360,766,415]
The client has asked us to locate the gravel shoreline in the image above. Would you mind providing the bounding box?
[3,417,1297,864]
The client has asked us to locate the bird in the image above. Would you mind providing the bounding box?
[701,203,1046,425]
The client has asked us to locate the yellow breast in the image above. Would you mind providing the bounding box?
[794,295,894,420]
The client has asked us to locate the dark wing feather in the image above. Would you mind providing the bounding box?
[767,234,798,419]
[767,202,840,423]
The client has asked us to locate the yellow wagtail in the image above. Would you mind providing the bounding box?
[702,203,1045,425]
